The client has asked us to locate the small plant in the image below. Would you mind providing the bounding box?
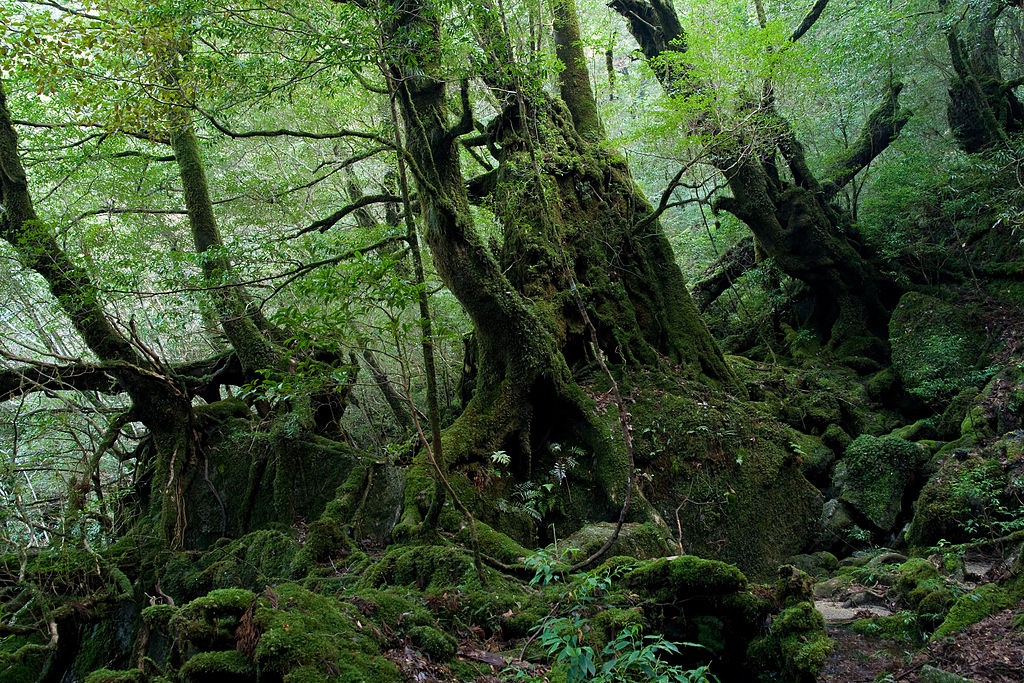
[505,551,719,683]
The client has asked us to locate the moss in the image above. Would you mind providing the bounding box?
[625,384,824,579]
[906,454,1007,548]
[835,434,930,532]
[193,398,251,427]
[455,520,529,564]
[894,558,942,608]
[623,556,747,601]
[299,518,349,564]
[787,430,835,485]
[142,603,178,629]
[170,588,255,650]
[864,368,899,401]
[818,425,850,455]
[180,650,254,682]
[0,634,53,683]
[935,388,976,440]
[917,665,973,683]
[888,292,989,409]
[253,582,400,682]
[932,583,1013,639]
[747,602,832,682]
[890,419,939,442]
[358,543,492,593]
[850,612,923,645]
[585,607,644,651]
[408,625,457,661]
[560,522,673,560]
[164,529,304,598]
[84,670,146,683]
[960,405,996,441]
[917,589,954,630]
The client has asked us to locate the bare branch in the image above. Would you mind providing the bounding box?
[790,0,830,42]
[289,193,403,238]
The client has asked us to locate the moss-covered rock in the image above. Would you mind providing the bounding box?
[906,452,1008,548]
[170,588,255,651]
[784,552,838,580]
[834,435,930,533]
[888,292,989,409]
[162,529,305,599]
[850,612,923,645]
[625,383,824,579]
[932,583,1013,639]
[408,625,458,661]
[252,583,400,682]
[180,650,254,682]
[84,669,146,683]
[816,498,872,552]
[787,430,835,485]
[358,543,491,593]
[893,557,943,608]
[560,522,674,560]
[747,602,832,683]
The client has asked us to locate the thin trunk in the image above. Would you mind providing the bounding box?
[552,0,604,141]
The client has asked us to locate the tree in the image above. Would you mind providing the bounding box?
[942,0,1023,153]
[610,0,911,356]
[379,0,738,544]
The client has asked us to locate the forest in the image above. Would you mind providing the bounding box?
[1,0,1023,680]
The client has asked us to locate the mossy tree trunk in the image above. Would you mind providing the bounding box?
[943,0,1023,153]
[471,0,733,381]
[386,24,578,476]
[611,0,909,354]
[382,0,735,540]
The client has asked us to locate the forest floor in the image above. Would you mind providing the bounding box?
[821,607,1024,682]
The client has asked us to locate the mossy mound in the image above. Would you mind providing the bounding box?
[84,670,146,683]
[357,543,490,593]
[179,649,254,682]
[613,556,828,681]
[747,602,832,682]
[626,382,824,579]
[169,588,255,651]
[932,583,1013,639]
[850,612,923,645]
[906,450,1013,548]
[248,583,400,682]
[162,529,307,599]
[888,292,990,409]
[560,522,674,560]
[834,435,931,533]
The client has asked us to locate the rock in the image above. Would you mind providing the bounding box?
[835,435,930,533]
[888,292,989,410]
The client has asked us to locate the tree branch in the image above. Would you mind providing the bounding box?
[289,193,403,238]
[823,81,911,197]
[790,0,830,42]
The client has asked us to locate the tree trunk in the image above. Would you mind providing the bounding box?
[610,0,907,355]
[944,0,1023,153]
